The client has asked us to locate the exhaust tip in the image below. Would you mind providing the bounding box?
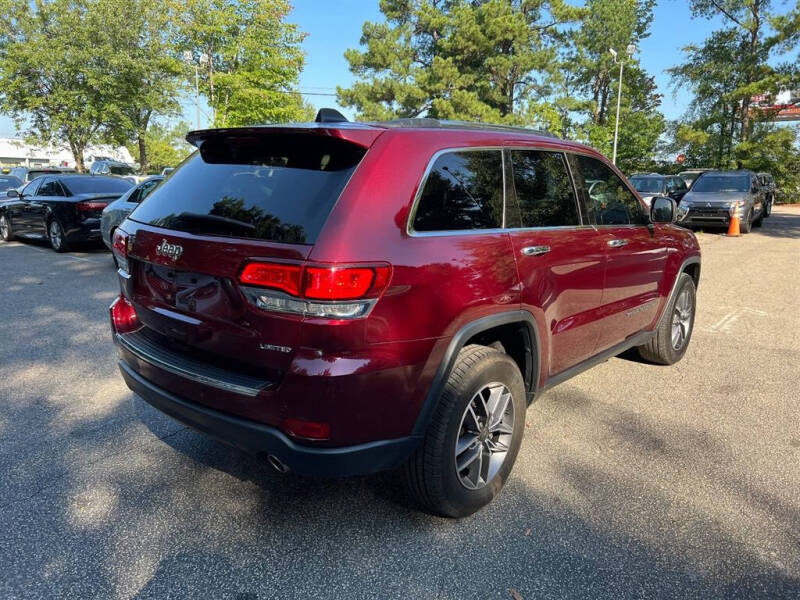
[267,454,290,474]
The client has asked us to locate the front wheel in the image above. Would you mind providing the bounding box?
[637,273,696,365]
[0,213,13,241]
[740,209,753,234]
[402,345,526,517]
[48,219,69,252]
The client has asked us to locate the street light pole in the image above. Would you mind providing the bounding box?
[609,44,636,165]
[194,63,200,129]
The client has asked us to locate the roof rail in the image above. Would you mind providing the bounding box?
[372,118,559,138]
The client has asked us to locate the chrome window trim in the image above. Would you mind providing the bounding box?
[406,146,506,238]
[407,145,591,238]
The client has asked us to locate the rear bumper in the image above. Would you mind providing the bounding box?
[119,360,421,477]
[66,218,103,242]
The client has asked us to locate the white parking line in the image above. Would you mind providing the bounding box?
[706,307,768,334]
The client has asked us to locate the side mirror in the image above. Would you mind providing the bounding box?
[6,188,19,198]
[650,196,676,224]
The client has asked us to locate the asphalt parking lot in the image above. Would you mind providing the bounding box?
[1,207,798,600]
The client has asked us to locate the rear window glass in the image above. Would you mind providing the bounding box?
[130,133,366,244]
[109,165,135,175]
[0,176,21,190]
[28,170,61,179]
[412,150,504,232]
[62,177,134,195]
[692,174,749,193]
[630,177,663,193]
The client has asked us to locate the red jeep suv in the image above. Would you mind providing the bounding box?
[110,116,700,517]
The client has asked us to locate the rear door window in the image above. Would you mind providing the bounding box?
[506,150,579,228]
[412,150,504,232]
[129,133,367,244]
[38,178,65,197]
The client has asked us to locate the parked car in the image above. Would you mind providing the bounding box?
[629,173,688,207]
[89,160,148,185]
[8,166,70,184]
[678,168,715,188]
[0,174,133,251]
[160,167,174,176]
[757,172,776,216]
[677,170,765,233]
[0,174,22,193]
[101,176,164,250]
[108,116,700,517]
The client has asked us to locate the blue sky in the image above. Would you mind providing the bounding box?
[0,1,789,137]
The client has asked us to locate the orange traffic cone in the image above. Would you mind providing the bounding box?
[727,201,740,237]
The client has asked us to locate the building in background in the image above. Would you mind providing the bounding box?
[0,138,134,170]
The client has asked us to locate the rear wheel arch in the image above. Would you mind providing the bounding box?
[412,310,542,438]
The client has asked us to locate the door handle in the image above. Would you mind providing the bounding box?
[521,245,550,256]
[607,239,628,248]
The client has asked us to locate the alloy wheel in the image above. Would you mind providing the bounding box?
[0,215,8,239]
[49,220,62,250]
[454,382,514,490]
[671,287,693,350]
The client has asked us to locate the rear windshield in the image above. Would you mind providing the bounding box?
[130,133,366,244]
[692,174,749,193]
[109,165,135,175]
[28,170,61,179]
[630,177,663,193]
[62,176,134,195]
[0,176,21,190]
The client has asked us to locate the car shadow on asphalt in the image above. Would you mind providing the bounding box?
[130,389,800,599]
[753,209,800,239]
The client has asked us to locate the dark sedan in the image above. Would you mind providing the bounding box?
[0,174,133,251]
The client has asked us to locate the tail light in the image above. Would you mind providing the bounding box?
[110,296,140,334]
[238,262,391,319]
[112,229,130,274]
[76,201,108,212]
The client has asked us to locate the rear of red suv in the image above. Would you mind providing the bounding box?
[111,119,700,517]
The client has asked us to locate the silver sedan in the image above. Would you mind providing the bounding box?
[100,176,164,249]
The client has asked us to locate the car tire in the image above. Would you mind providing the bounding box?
[637,273,696,365]
[47,218,69,253]
[740,209,752,234]
[402,344,526,518]
[0,213,13,241]
[764,198,772,217]
[753,212,763,227]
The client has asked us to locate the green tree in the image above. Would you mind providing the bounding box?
[0,0,117,171]
[564,0,665,171]
[178,0,310,127]
[668,28,747,168]
[734,125,800,203]
[126,121,193,173]
[686,0,800,141]
[94,0,184,174]
[338,0,579,122]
